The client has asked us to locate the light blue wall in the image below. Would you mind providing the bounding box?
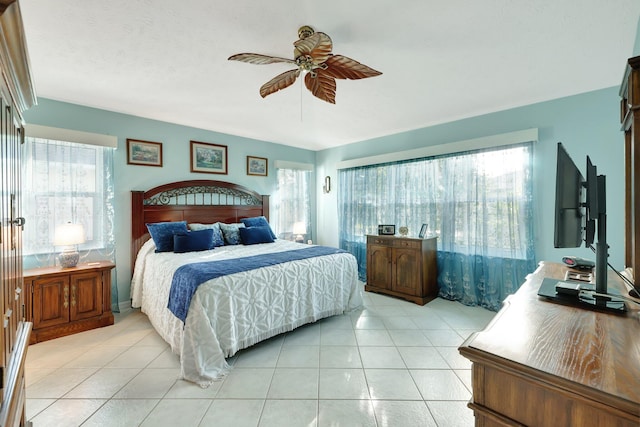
[23,98,316,303]
[635,15,640,55]
[316,87,627,271]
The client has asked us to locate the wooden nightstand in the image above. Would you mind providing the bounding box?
[23,261,115,344]
[366,235,438,305]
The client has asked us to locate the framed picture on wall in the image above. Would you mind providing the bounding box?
[190,141,228,174]
[246,156,268,176]
[126,139,163,167]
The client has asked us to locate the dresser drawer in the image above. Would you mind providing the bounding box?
[394,239,421,249]
[367,236,394,246]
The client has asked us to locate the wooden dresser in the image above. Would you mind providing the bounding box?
[24,261,115,344]
[365,235,438,305]
[459,262,640,426]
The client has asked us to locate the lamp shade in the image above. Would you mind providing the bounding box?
[54,223,85,246]
[292,222,306,235]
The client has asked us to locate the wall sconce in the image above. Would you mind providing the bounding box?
[54,222,85,268]
[323,176,331,194]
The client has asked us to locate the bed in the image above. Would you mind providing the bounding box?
[130,180,362,387]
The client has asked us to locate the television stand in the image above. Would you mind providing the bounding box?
[459,261,640,426]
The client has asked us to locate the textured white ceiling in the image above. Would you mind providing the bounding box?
[19,0,640,150]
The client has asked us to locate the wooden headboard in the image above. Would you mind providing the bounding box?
[131,179,269,268]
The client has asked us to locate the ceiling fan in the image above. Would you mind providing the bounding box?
[228,26,382,104]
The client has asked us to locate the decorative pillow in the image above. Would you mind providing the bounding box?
[219,222,245,245]
[240,216,277,239]
[188,222,225,247]
[146,221,188,252]
[239,226,276,245]
[173,229,215,253]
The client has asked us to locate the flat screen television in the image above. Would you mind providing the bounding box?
[548,142,633,313]
[553,142,584,249]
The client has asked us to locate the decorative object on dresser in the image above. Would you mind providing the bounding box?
[53,222,85,268]
[24,261,115,344]
[459,261,640,426]
[126,138,163,167]
[190,141,228,174]
[366,235,438,305]
[377,224,395,235]
[398,226,408,237]
[246,156,268,176]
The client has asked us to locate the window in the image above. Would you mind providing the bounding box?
[338,143,536,309]
[272,168,311,242]
[22,137,116,264]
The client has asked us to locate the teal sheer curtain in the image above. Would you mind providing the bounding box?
[338,143,536,311]
[22,138,119,312]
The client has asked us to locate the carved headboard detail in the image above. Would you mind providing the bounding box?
[131,179,269,270]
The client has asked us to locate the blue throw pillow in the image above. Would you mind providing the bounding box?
[219,223,244,245]
[188,223,225,247]
[240,216,277,239]
[239,226,276,245]
[173,229,214,253]
[146,221,188,252]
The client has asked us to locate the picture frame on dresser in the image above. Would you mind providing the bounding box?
[190,140,228,174]
[126,139,163,167]
[378,224,395,235]
[418,223,428,238]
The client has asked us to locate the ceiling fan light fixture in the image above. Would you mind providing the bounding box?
[228,25,382,104]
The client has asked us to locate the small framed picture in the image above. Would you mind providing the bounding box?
[378,224,396,235]
[190,141,228,175]
[419,223,428,238]
[247,156,268,176]
[126,139,163,167]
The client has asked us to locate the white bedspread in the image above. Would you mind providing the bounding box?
[130,239,362,387]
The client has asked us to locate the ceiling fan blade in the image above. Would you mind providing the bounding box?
[304,72,336,104]
[323,55,382,80]
[260,69,301,98]
[294,32,333,64]
[228,53,295,65]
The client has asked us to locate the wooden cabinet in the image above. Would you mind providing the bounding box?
[365,235,438,305]
[0,2,36,425]
[24,262,115,344]
[459,262,640,426]
[620,55,640,284]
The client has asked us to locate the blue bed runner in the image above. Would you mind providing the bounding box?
[168,246,346,322]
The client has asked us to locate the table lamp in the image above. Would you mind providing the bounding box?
[292,222,306,243]
[54,222,85,268]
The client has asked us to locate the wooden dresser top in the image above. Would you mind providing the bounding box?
[460,261,640,416]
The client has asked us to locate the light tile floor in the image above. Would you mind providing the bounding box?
[25,291,496,427]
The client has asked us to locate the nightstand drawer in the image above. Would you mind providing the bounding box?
[394,239,421,249]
